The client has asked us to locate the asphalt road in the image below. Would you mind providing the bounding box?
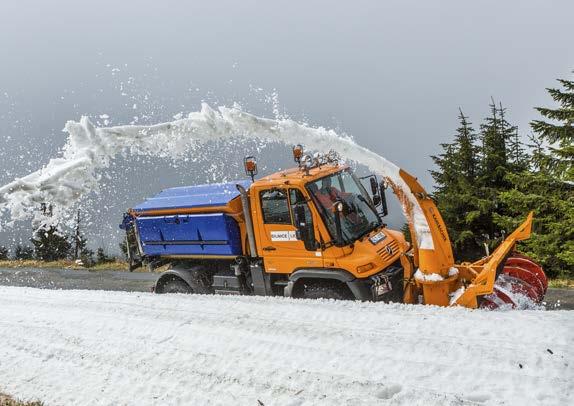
[0,267,156,293]
[0,267,572,310]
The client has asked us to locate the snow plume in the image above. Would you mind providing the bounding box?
[0,103,433,248]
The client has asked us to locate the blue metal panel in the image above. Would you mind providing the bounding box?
[132,180,251,213]
[135,213,242,257]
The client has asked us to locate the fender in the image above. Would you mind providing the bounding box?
[155,265,197,292]
[284,268,371,301]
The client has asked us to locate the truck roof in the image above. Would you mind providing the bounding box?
[132,180,252,213]
[257,163,347,186]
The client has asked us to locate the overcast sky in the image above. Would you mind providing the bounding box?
[0,0,573,251]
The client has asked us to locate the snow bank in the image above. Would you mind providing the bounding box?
[414,269,444,282]
[449,286,466,305]
[0,104,433,249]
[0,287,572,406]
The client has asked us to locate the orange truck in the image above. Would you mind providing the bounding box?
[121,147,547,309]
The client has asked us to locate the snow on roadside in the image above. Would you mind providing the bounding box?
[0,286,572,406]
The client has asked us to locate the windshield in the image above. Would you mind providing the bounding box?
[306,169,381,244]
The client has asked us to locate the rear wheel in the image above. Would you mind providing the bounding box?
[299,280,352,300]
[159,276,192,294]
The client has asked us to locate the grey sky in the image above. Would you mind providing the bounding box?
[0,0,573,251]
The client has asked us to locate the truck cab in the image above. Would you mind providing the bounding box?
[248,162,410,300]
[121,149,413,302]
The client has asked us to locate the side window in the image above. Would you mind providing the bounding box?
[289,189,313,228]
[260,189,291,224]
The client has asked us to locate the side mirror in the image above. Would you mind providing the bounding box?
[294,204,317,251]
[369,177,379,196]
[365,175,383,207]
[380,182,388,217]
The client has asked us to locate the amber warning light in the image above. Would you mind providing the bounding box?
[244,156,258,181]
[292,144,304,163]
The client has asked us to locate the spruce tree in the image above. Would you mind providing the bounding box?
[96,248,112,264]
[480,100,510,187]
[31,226,71,261]
[496,167,573,278]
[74,213,94,265]
[508,127,529,172]
[475,100,523,250]
[0,246,8,260]
[433,103,524,260]
[496,74,574,277]
[119,240,129,260]
[431,110,483,257]
[530,76,574,181]
[456,109,480,182]
[14,244,34,260]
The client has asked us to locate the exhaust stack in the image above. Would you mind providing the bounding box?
[236,184,257,258]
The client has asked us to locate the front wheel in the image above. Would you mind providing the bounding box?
[299,280,352,300]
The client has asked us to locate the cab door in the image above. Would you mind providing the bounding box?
[255,187,323,274]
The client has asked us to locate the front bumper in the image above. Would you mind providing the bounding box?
[347,265,404,302]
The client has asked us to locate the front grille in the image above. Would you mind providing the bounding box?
[376,239,400,262]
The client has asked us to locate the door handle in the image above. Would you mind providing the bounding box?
[262,246,277,251]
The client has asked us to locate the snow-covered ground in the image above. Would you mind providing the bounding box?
[0,287,572,406]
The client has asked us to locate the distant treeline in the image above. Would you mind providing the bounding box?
[0,212,127,266]
[429,73,573,278]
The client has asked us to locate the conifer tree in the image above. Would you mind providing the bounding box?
[0,246,8,260]
[432,78,573,276]
[31,226,71,261]
[507,127,529,172]
[14,244,34,260]
[71,209,94,265]
[456,110,480,182]
[474,100,523,250]
[431,110,483,257]
[530,76,574,181]
[496,74,574,277]
[480,100,509,187]
[96,247,112,264]
[119,240,129,260]
[496,168,573,278]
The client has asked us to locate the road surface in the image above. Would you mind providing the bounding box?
[0,267,572,310]
[0,267,155,292]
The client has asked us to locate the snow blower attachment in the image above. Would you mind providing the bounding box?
[397,170,547,309]
[121,147,547,309]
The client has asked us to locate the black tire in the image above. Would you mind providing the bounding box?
[300,280,352,300]
[159,276,192,294]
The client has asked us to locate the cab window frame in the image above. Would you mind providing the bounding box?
[259,188,292,225]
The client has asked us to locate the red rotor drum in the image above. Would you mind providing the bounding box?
[505,254,547,294]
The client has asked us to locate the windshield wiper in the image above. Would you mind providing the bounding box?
[354,220,381,242]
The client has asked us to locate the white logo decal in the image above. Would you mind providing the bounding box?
[271,231,297,241]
